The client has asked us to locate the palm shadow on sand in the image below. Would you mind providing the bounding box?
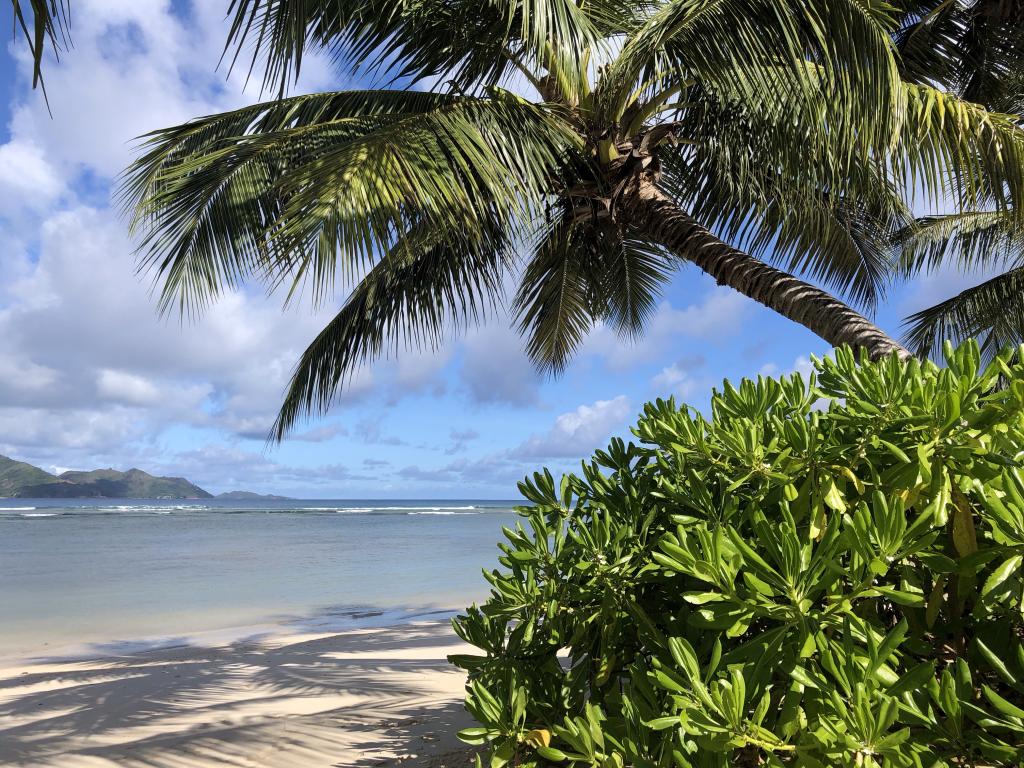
[0,617,480,767]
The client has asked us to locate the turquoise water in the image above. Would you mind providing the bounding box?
[0,499,518,656]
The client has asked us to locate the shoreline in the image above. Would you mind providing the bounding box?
[0,612,481,767]
[1,502,508,666]
[0,603,468,667]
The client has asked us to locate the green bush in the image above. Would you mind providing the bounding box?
[451,342,1024,767]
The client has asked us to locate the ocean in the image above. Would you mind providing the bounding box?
[0,498,519,658]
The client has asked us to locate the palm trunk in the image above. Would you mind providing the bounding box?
[622,181,909,360]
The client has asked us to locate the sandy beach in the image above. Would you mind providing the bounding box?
[0,618,480,767]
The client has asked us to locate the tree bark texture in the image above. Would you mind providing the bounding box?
[623,181,910,360]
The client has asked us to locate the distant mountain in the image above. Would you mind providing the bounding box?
[0,456,58,496]
[0,456,212,499]
[216,491,293,501]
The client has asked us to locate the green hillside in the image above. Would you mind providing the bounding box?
[1,457,212,498]
[0,456,58,496]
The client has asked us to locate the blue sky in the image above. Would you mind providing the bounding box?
[0,1,975,498]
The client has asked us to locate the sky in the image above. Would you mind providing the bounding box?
[0,1,981,498]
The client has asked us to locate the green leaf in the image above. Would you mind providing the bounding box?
[823,478,846,512]
[981,555,1022,597]
[951,488,978,557]
[887,662,935,697]
[983,686,1024,720]
[490,740,518,768]
[871,586,926,607]
[868,619,907,678]
[791,666,824,690]
[877,439,912,463]
[975,639,1018,688]
[458,727,495,745]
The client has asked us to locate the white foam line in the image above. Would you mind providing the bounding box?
[332,505,478,512]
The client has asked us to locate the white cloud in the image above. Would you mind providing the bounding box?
[354,418,408,446]
[460,324,542,406]
[513,395,632,458]
[0,200,405,452]
[0,140,64,211]
[0,353,60,394]
[587,289,747,370]
[0,2,473,485]
[401,396,638,486]
[289,425,349,443]
[0,209,440,455]
[793,356,814,378]
[153,444,368,495]
[445,428,480,454]
[395,347,451,394]
[396,464,460,483]
[6,0,338,185]
[96,369,161,405]
[650,354,705,399]
[0,405,149,452]
[651,363,698,399]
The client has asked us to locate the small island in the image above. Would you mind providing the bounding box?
[215,491,293,501]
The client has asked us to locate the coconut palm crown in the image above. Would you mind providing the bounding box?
[13,0,1024,437]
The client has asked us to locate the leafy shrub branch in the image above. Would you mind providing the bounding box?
[453,341,1024,767]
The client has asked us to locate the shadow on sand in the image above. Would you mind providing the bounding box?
[0,618,481,767]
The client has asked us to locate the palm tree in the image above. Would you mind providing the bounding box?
[12,0,1024,436]
[893,0,1024,358]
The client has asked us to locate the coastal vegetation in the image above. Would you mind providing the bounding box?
[453,341,1024,766]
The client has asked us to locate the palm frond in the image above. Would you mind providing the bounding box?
[898,209,1024,276]
[895,0,1024,112]
[894,0,970,87]
[898,83,1024,217]
[514,214,599,374]
[272,219,513,439]
[597,0,904,157]
[662,79,1024,313]
[514,205,674,373]
[601,238,674,340]
[124,88,576,317]
[223,0,612,93]
[768,192,903,313]
[904,266,1024,360]
[658,92,912,312]
[10,0,71,96]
